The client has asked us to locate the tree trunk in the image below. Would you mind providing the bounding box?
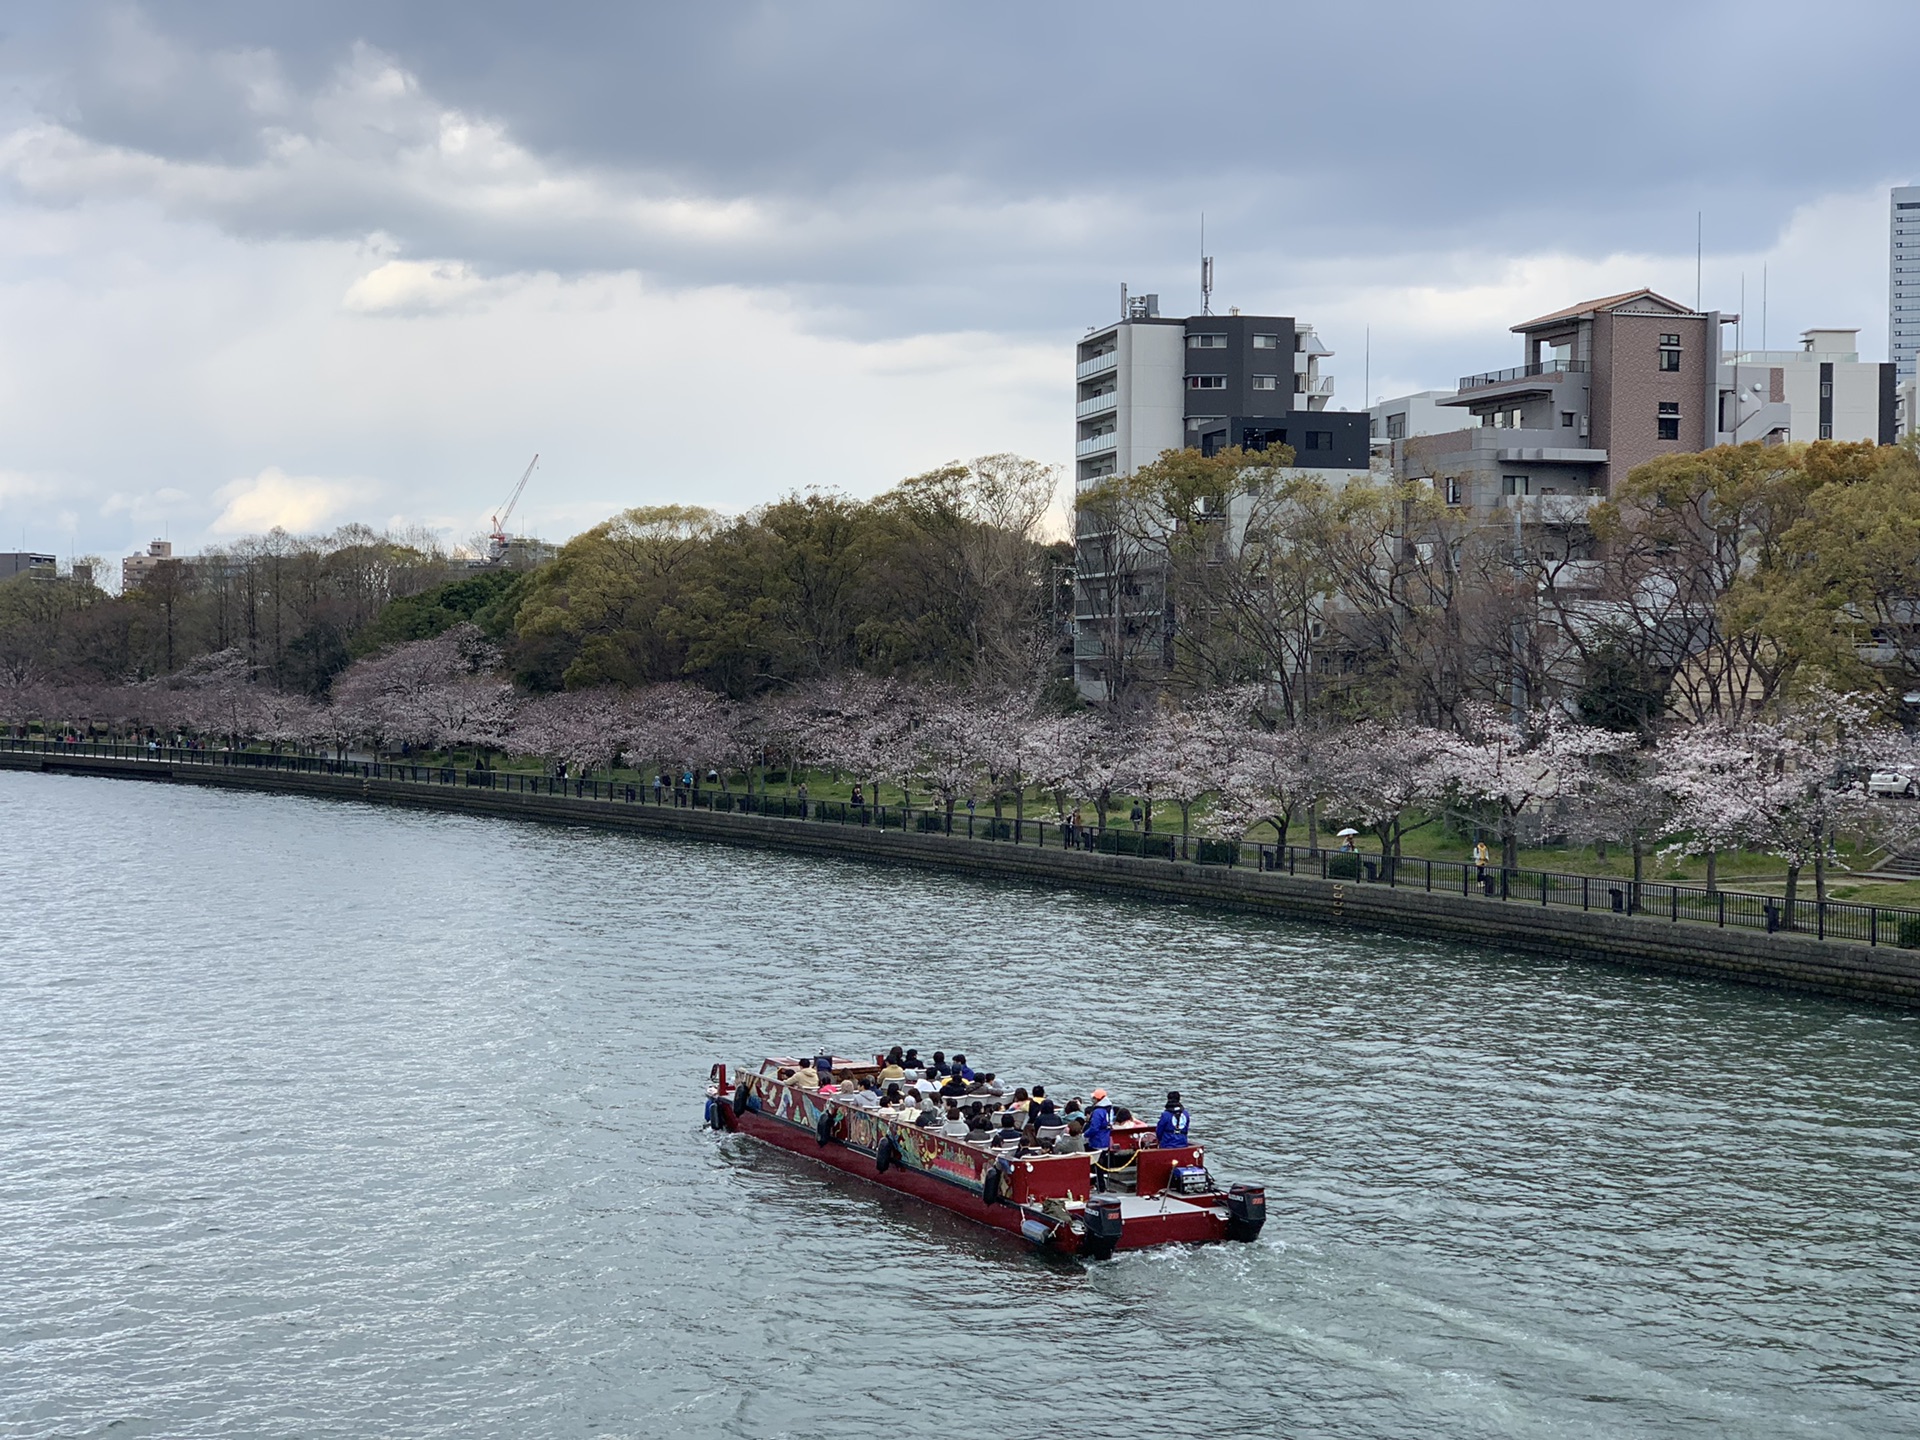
[1502,822,1518,873]
[1631,836,1644,913]
[1705,848,1717,894]
[1307,800,1320,856]
[1784,863,1800,930]
[1814,844,1827,906]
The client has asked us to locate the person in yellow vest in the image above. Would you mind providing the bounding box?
[1473,840,1490,883]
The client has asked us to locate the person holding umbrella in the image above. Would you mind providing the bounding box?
[1336,826,1360,853]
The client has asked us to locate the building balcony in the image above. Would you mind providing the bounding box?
[1076,391,1118,418]
[1077,350,1118,380]
[1457,359,1589,392]
[1076,431,1118,457]
[1503,492,1603,524]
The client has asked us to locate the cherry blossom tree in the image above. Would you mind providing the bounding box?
[1319,721,1454,863]
[1437,705,1635,872]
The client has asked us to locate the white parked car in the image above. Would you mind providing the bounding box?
[1867,770,1917,798]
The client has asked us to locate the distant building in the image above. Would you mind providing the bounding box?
[0,552,56,581]
[1725,328,1897,446]
[1893,185,1920,383]
[120,539,175,591]
[1368,391,1463,457]
[1072,292,1370,700]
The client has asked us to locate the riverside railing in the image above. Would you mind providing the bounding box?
[9,736,1920,950]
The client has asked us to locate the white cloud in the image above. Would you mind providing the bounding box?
[208,467,368,535]
[343,258,503,315]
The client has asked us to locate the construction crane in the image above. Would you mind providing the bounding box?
[487,453,539,564]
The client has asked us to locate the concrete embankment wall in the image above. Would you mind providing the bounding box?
[10,749,1920,1010]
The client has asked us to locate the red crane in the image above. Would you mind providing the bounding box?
[487,453,539,563]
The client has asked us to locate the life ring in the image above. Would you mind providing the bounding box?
[816,1109,839,1146]
[703,1097,720,1129]
[733,1081,753,1117]
[874,1135,901,1173]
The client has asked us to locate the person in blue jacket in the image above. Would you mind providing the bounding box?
[1083,1089,1114,1151]
[1155,1091,1191,1149]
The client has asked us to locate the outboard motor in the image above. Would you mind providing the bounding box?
[1226,1184,1266,1243]
[1080,1196,1124,1260]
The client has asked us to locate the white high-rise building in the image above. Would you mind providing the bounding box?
[1892,185,1920,382]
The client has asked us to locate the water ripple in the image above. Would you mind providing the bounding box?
[1,771,1916,1438]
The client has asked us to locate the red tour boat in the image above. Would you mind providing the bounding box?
[703,1054,1266,1258]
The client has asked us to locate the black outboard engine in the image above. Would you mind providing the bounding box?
[1080,1196,1124,1260]
[1226,1183,1266,1243]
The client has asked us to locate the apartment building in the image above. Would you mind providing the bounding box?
[1072,293,1369,700]
[1725,328,1897,446]
[1894,185,1920,383]
[0,552,55,581]
[120,539,177,591]
[1369,391,1463,457]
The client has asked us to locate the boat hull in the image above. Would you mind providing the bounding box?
[715,1086,1239,1254]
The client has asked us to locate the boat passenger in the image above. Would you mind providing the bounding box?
[943,1104,969,1139]
[882,1083,906,1112]
[1026,1086,1049,1125]
[1083,1090,1114,1151]
[1155,1092,1191,1149]
[1052,1118,1089,1154]
[776,1067,796,1082]
[974,1072,1003,1096]
[938,1072,970,1099]
[904,1048,922,1070]
[842,1085,880,1110]
[951,1054,974,1081]
[991,1116,1024,1147]
[878,1058,906,1082]
[929,1050,950,1076]
[1011,1087,1030,1110]
[1015,1122,1048,1157]
[792,1061,820,1091]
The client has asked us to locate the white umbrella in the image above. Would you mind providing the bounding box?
[1336,827,1360,837]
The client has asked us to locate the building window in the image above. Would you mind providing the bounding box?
[1503,475,1529,497]
[1820,380,1834,398]
[1443,477,1461,505]
[1659,333,1682,372]
[1187,334,1227,349]
[1561,411,1575,428]
[1252,334,1280,349]
[1305,431,1332,451]
[1187,375,1226,390]
[1658,401,1680,440]
[1251,375,1279,390]
[1819,422,1834,439]
[1386,413,1407,440]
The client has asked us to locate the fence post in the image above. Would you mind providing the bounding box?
[1870,907,1877,946]
[1719,892,1726,928]
[1426,858,1432,892]
[1541,872,1548,906]
[1818,901,1825,941]
[1671,888,1678,923]
[1583,876,1590,911]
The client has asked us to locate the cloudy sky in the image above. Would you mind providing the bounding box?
[0,2,1910,575]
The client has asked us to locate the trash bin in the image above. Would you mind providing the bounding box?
[1764,901,1780,933]
[1482,875,1497,897]
[1363,860,1378,882]
[1609,887,1624,913]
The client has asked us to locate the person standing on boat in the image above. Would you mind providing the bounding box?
[1155,1092,1190,1149]
[950,1054,974,1082]
[1083,1090,1114,1152]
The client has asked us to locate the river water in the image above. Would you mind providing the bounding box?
[2,771,1917,1439]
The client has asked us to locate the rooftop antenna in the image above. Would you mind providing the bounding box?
[1120,281,1128,321]
[1762,262,1768,351]
[1364,325,1371,410]
[1200,214,1213,316]
[1695,212,1702,312]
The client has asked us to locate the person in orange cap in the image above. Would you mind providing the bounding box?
[1083,1088,1114,1151]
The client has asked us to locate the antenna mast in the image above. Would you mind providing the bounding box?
[1200,214,1213,316]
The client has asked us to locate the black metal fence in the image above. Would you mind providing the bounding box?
[9,736,1919,951]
